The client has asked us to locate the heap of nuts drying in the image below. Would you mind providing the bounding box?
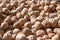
[0,0,60,40]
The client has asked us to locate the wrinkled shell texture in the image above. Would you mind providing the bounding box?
[0,0,60,40]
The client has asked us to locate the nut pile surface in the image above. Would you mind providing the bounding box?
[0,0,60,40]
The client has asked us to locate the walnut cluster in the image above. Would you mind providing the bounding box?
[0,0,60,40]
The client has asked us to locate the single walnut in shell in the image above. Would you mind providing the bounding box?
[2,8,10,14]
[3,31,12,40]
[0,22,9,30]
[22,28,32,36]
[27,35,36,40]
[16,32,27,40]
[36,30,46,37]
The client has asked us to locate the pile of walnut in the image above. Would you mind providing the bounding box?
[0,0,60,40]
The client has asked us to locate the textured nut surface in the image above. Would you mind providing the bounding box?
[1,22,9,30]
[51,34,60,40]
[22,28,32,36]
[36,30,45,37]
[3,31,12,40]
[16,33,27,40]
[27,35,36,40]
